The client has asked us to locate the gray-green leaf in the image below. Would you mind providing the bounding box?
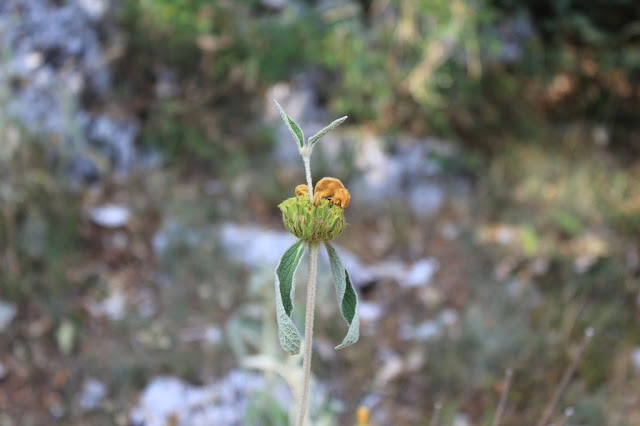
[324,242,359,349]
[275,240,306,354]
[308,116,348,147]
[274,100,305,148]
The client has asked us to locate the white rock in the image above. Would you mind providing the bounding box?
[132,376,187,426]
[408,183,445,218]
[218,223,298,269]
[404,258,439,287]
[413,320,442,340]
[631,346,640,372]
[218,223,441,291]
[358,301,383,322]
[78,378,107,411]
[77,0,108,20]
[439,308,459,326]
[453,413,471,426]
[88,287,126,321]
[49,402,64,419]
[0,301,17,332]
[131,370,295,426]
[22,52,44,72]
[89,204,130,228]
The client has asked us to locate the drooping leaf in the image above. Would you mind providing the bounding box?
[324,242,359,349]
[308,115,348,147]
[274,100,305,148]
[274,239,306,354]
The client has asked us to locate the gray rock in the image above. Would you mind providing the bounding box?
[68,155,101,185]
[217,222,439,289]
[130,370,293,426]
[218,223,299,269]
[354,135,460,208]
[86,115,139,173]
[0,0,142,180]
[78,378,108,411]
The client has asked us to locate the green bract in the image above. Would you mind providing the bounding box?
[278,196,346,242]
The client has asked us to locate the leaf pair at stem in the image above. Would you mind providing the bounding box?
[275,101,348,150]
[275,240,359,354]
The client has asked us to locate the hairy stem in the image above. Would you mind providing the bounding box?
[296,241,319,426]
[302,154,314,200]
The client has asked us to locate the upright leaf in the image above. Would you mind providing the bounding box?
[274,240,306,354]
[324,242,360,349]
[274,100,305,148]
[308,116,348,147]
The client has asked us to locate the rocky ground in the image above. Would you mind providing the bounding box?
[2,1,640,426]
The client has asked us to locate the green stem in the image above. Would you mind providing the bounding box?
[296,241,319,426]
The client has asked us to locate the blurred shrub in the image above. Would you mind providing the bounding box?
[118,0,640,160]
[120,0,320,82]
[315,0,500,134]
[496,0,640,152]
[118,0,501,162]
[0,115,83,316]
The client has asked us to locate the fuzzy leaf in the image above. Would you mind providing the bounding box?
[324,242,359,349]
[274,100,305,148]
[308,116,347,147]
[274,240,306,354]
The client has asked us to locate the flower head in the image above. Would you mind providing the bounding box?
[279,194,346,242]
[279,177,350,241]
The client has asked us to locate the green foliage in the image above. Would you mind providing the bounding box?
[325,242,360,349]
[121,0,319,82]
[275,100,305,148]
[0,122,83,316]
[141,101,210,161]
[245,390,289,426]
[309,116,348,147]
[120,0,640,166]
[141,98,276,175]
[274,240,306,354]
[246,10,322,84]
[121,0,236,72]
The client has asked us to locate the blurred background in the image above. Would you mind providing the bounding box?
[1,0,640,425]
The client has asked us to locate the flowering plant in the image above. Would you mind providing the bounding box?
[273,101,359,425]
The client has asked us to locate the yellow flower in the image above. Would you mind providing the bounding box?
[355,406,375,426]
[293,177,351,208]
[313,177,350,207]
[295,184,309,197]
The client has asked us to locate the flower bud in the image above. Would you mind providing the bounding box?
[278,196,346,242]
